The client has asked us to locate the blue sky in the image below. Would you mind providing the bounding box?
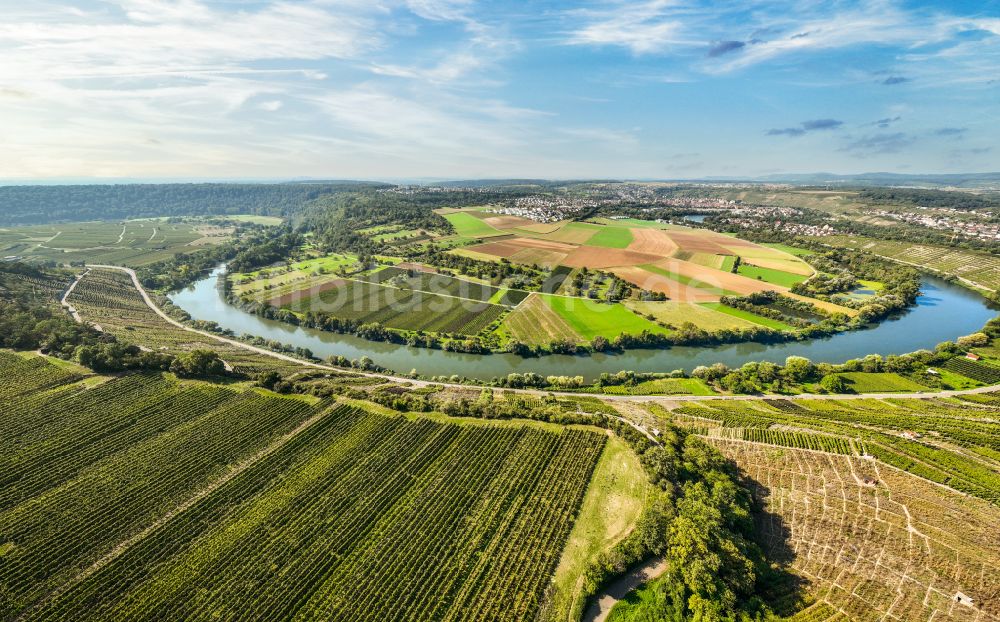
[0,0,997,179]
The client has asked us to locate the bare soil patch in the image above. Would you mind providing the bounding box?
[466,241,523,257]
[395,262,437,273]
[561,247,662,269]
[665,230,733,254]
[483,215,536,229]
[610,266,720,302]
[510,248,569,268]
[626,228,678,257]
[505,237,578,252]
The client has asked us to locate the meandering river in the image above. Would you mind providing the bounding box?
[170,268,997,382]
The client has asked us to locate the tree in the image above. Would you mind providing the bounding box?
[957,332,990,349]
[820,374,849,394]
[170,349,226,377]
[256,370,282,390]
[783,356,816,383]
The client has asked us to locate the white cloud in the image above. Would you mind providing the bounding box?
[259,100,284,112]
[566,0,688,55]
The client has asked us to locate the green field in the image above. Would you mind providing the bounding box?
[762,243,814,258]
[699,302,795,331]
[545,294,669,341]
[625,300,757,330]
[737,263,809,287]
[546,437,651,620]
[226,214,284,225]
[442,211,504,238]
[585,225,634,248]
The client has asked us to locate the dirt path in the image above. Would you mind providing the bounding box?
[581,557,668,622]
[83,264,1000,403]
[60,268,91,322]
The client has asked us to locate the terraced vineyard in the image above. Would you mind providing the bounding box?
[706,440,1000,622]
[1,353,607,622]
[822,235,1000,292]
[662,397,1000,503]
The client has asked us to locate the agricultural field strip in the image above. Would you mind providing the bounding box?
[78,265,1000,401]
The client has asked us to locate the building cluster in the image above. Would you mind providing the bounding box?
[716,206,837,237]
[657,197,740,209]
[379,186,498,195]
[871,208,1000,241]
[487,197,589,222]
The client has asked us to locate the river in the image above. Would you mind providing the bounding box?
[170,269,997,382]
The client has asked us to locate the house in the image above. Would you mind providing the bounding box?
[965,353,981,361]
[926,368,940,376]
[955,592,974,607]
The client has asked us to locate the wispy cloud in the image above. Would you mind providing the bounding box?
[707,40,745,57]
[565,0,688,55]
[564,0,1000,81]
[841,132,916,156]
[767,118,843,137]
[871,116,902,128]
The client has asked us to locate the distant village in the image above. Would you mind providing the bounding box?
[871,207,1000,241]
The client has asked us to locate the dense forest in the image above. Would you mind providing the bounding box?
[302,189,531,253]
[0,182,387,225]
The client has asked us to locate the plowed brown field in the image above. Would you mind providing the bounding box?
[665,230,733,254]
[561,247,661,269]
[483,215,536,229]
[626,228,678,257]
[610,267,720,302]
[652,258,786,295]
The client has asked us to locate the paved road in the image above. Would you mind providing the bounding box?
[84,264,1000,403]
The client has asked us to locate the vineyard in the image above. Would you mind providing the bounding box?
[944,357,1000,384]
[69,268,310,376]
[661,396,1000,503]
[1,353,607,621]
[823,235,1000,292]
[705,440,1000,622]
[275,273,509,337]
[0,220,230,267]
